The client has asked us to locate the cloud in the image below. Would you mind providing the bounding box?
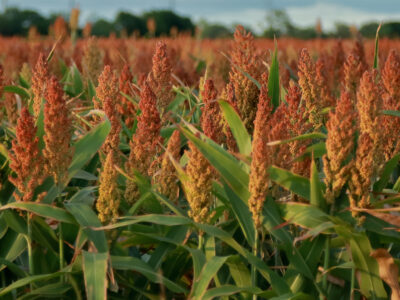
[286,2,400,30]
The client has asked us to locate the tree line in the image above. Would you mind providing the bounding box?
[0,7,399,39]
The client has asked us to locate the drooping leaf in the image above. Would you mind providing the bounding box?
[219,100,251,156]
[83,251,108,300]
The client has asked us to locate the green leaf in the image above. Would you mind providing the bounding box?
[111,256,187,294]
[180,126,250,202]
[1,202,76,224]
[3,85,30,99]
[381,110,400,118]
[373,153,400,192]
[0,231,26,271]
[219,100,251,156]
[335,227,387,299]
[373,23,382,69]
[278,202,332,230]
[18,282,71,299]
[310,159,326,211]
[268,41,280,109]
[269,166,310,201]
[83,251,108,300]
[268,132,326,146]
[98,214,192,230]
[68,120,111,179]
[222,182,255,247]
[65,203,108,252]
[202,285,263,300]
[196,223,290,295]
[64,65,84,96]
[191,256,228,300]
[226,256,252,288]
[0,271,64,297]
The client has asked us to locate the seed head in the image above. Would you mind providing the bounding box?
[323,92,356,203]
[184,141,214,224]
[201,79,224,144]
[31,53,49,117]
[158,130,181,201]
[147,41,174,113]
[43,76,73,185]
[9,108,45,202]
[229,25,262,132]
[248,81,272,228]
[118,64,136,127]
[298,48,323,129]
[96,150,120,223]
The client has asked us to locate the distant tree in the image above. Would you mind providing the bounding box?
[114,12,146,36]
[0,8,50,36]
[142,10,195,36]
[333,22,351,38]
[381,22,400,38]
[91,19,114,37]
[198,20,232,38]
[359,22,379,38]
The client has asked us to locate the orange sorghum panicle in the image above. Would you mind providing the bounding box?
[342,53,367,101]
[381,50,400,160]
[96,149,120,223]
[323,92,356,203]
[118,64,136,127]
[147,41,174,113]
[382,49,400,99]
[53,16,68,41]
[96,65,121,155]
[4,92,19,126]
[43,76,73,185]
[184,141,214,223]
[286,82,312,177]
[298,48,323,129]
[248,81,273,228]
[229,25,262,132]
[332,40,345,90]
[356,70,382,143]
[9,108,45,202]
[349,133,374,213]
[158,130,181,201]
[82,37,103,85]
[316,56,335,107]
[349,70,383,214]
[31,52,49,117]
[201,79,224,144]
[268,103,291,170]
[125,82,163,204]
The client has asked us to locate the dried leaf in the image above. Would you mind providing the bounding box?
[370,249,400,300]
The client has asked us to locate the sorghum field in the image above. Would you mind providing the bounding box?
[0,19,400,300]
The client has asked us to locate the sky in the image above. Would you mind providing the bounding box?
[3,0,400,32]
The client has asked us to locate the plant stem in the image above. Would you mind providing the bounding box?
[322,236,330,291]
[251,230,258,300]
[198,232,203,250]
[27,213,34,291]
[350,265,355,300]
[59,223,64,282]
